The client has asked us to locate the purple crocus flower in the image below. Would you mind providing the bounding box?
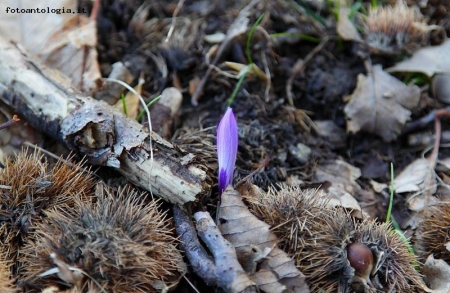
[217,107,238,194]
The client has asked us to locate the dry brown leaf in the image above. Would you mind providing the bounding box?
[313,159,362,211]
[224,62,268,82]
[387,39,450,77]
[218,187,309,293]
[337,8,362,42]
[39,15,101,94]
[344,65,420,142]
[0,0,76,54]
[0,1,101,94]
[369,179,388,193]
[421,255,449,293]
[394,158,437,211]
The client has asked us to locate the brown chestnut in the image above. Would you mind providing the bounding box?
[347,242,374,280]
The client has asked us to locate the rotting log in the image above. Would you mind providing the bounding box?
[0,36,211,205]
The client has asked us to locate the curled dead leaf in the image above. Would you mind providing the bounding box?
[421,255,448,293]
[337,8,362,42]
[387,40,450,77]
[394,158,437,211]
[313,159,363,212]
[219,187,310,293]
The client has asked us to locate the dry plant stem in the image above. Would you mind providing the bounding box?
[165,0,186,43]
[173,206,257,293]
[0,37,209,205]
[286,36,329,106]
[190,0,260,105]
[0,114,19,130]
[403,105,450,134]
[431,109,450,164]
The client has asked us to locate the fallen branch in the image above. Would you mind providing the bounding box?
[0,36,211,205]
[173,205,256,293]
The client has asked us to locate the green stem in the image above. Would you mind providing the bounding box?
[246,14,265,65]
[120,94,128,116]
[269,32,320,43]
[227,65,250,107]
[136,95,161,122]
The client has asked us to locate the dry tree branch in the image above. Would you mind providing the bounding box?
[0,36,211,205]
[173,205,257,293]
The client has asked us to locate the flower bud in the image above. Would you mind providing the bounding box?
[216,108,238,194]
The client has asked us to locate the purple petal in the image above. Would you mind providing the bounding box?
[217,107,238,194]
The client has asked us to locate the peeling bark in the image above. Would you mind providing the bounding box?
[0,37,211,205]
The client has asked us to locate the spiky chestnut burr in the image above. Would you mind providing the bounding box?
[19,184,186,292]
[245,185,423,292]
[415,204,450,263]
[355,219,422,292]
[0,150,95,271]
[0,256,17,293]
[364,1,436,54]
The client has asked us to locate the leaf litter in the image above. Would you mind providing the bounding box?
[1,0,450,292]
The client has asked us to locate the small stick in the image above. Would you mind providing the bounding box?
[286,36,329,106]
[429,108,450,165]
[0,115,19,130]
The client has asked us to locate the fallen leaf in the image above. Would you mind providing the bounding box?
[387,40,450,77]
[0,0,76,55]
[39,15,101,94]
[224,62,268,83]
[370,179,388,193]
[394,158,437,211]
[219,187,310,293]
[313,159,363,212]
[422,255,449,293]
[314,120,346,148]
[0,0,101,94]
[344,65,420,142]
[314,159,361,190]
[337,8,362,42]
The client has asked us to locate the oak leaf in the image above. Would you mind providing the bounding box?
[387,40,450,77]
[344,65,420,142]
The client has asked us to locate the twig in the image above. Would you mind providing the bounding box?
[0,114,19,130]
[286,36,329,106]
[430,108,450,165]
[165,0,186,43]
[402,106,450,134]
[173,206,257,293]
